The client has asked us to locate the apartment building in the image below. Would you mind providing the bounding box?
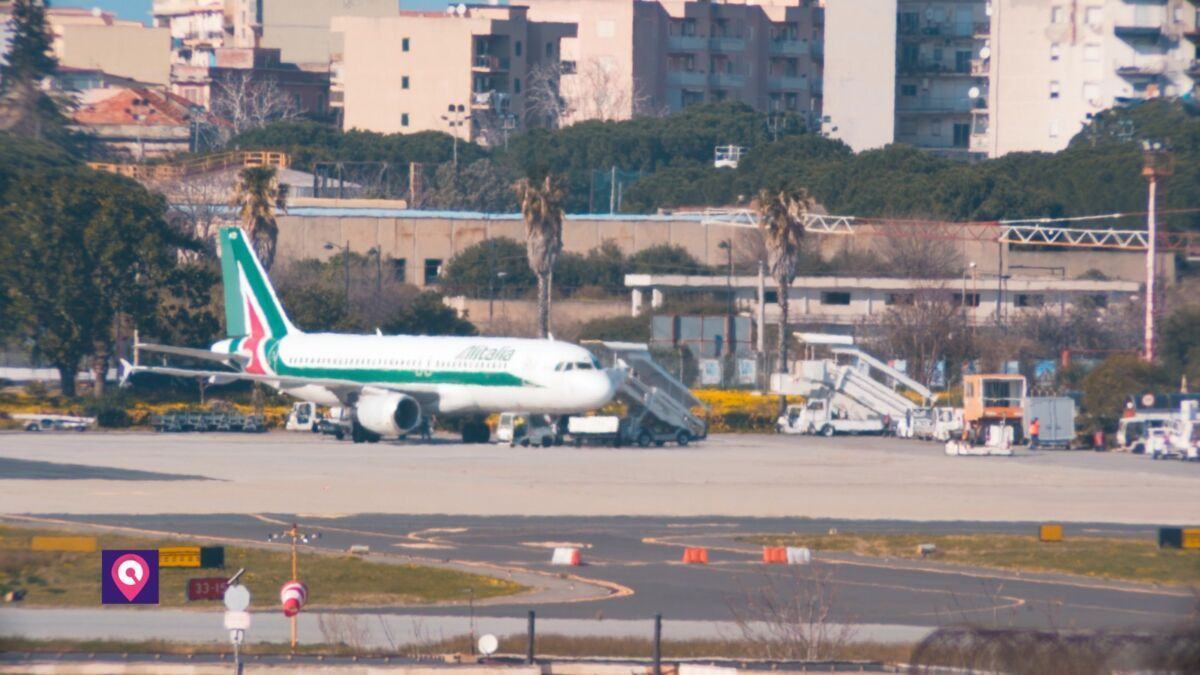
[825,0,1197,158]
[983,0,1198,156]
[523,0,824,124]
[334,6,572,140]
[822,0,896,151]
[46,7,171,86]
[893,0,990,158]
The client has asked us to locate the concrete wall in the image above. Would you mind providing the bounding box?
[275,209,1170,290]
[822,0,896,151]
[57,24,171,85]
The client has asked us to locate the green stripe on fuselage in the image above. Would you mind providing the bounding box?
[265,349,529,387]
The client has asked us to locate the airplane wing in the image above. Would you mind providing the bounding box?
[119,360,439,408]
[135,343,249,366]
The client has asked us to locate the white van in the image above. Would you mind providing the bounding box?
[496,412,559,447]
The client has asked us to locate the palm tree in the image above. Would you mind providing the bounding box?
[232,166,288,271]
[753,187,814,408]
[514,174,566,338]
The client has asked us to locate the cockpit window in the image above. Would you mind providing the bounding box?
[575,362,593,370]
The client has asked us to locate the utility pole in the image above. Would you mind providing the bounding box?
[609,166,617,214]
[718,239,733,357]
[1142,141,1173,362]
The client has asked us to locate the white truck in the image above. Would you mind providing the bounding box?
[777,399,884,437]
[931,407,965,442]
[496,412,559,447]
[1116,412,1176,454]
[1166,401,1200,461]
[566,414,695,447]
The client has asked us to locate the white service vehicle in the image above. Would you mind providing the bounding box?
[1116,413,1175,454]
[496,412,559,447]
[285,402,322,432]
[1166,401,1200,461]
[1148,428,1178,460]
[14,413,94,432]
[931,407,964,442]
[777,399,885,437]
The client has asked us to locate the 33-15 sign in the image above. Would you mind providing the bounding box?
[187,577,229,601]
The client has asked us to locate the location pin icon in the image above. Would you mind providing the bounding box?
[111,554,149,602]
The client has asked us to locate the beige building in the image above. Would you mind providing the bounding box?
[983,0,1198,155]
[822,0,896,151]
[523,0,824,123]
[334,6,571,140]
[47,7,171,85]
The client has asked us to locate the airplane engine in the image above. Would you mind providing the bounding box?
[354,393,422,437]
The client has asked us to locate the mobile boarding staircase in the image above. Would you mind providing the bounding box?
[585,341,708,440]
[774,344,934,421]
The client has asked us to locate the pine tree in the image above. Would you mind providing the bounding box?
[1,0,57,90]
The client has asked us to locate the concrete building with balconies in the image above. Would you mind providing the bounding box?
[522,0,824,124]
[981,0,1197,156]
[333,6,573,141]
[893,0,991,159]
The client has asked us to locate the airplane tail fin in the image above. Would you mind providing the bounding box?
[219,227,299,339]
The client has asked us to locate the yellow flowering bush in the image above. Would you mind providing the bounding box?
[693,389,805,433]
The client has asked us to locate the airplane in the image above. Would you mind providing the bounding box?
[122,227,625,443]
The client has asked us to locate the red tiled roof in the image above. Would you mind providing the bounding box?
[73,88,202,127]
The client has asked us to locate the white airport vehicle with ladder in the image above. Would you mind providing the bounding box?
[772,335,933,435]
[573,342,707,447]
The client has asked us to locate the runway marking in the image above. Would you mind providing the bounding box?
[521,541,594,549]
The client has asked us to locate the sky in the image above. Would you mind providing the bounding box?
[55,0,447,24]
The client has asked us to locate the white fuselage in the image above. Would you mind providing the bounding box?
[219,332,622,416]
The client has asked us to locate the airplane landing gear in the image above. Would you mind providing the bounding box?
[351,420,381,444]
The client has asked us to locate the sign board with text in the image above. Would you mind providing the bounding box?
[187,577,229,601]
[159,546,201,568]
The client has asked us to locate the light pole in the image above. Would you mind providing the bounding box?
[441,103,470,169]
[367,246,382,296]
[1141,141,1173,362]
[324,241,351,307]
[718,239,734,357]
[489,270,508,322]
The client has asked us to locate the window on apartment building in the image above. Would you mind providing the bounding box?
[821,292,852,306]
[546,42,554,57]
[391,259,408,282]
[424,259,443,285]
[1016,294,1045,308]
[514,78,521,93]
[1050,6,1064,23]
[763,290,779,304]
[885,293,914,306]
[402,38,410,52]
[957,292,981,307]
[401,113,409,126]
[933,47,944,63]
[681,18,697,36]
[1049,119,1061,138]
[1090,294,1108,308]
[955,50,971,73]
[682,90,704,107]
[900,83,918,97]
[1050,43,1061,61]
[953,123,970,147]
[785,92,798,110]
[931,120,943,137]
[402,76,409,89]
[899,12,919,34]
[515,41,522,57]
[1049,80,1060,98]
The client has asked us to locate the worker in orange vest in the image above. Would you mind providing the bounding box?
[1029,417,1041,450]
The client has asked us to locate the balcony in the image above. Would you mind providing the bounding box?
[767,75,808,90]
[667,71,706,87]
[899,22,987,41]
[471,90,511,112]
[1114,24,1164,41]
[708,72,746,87]
[473,54,510,71]
[768,39,806,56]
[898,62,977,77]
[667,35,705,51]
[971,58,989,76]
[896,96,977,114]
[169,63,210,84]
[1116,61,1167,79]
[708,36,745,51]
[810,41,823,61]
